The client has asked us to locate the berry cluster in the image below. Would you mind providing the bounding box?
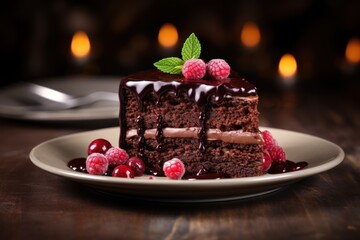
[261,130,287,172]
[86,138,145,178]
[85,138,186,180]
[154,33,231,81]
[182,58,231,80]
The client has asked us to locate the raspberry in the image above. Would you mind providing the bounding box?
[163,158,186,180]
[268,145,286,163]
[206,59,230,80]
[112,165,135,178]
[105,147,129,166]
[261,130,277,150]
[182,59,206,80]
[86,153,108,175]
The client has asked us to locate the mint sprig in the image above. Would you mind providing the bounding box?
[154,33,201,74]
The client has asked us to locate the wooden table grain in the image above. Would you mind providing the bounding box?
[0,90,359,239]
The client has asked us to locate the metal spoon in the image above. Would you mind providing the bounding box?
[27,83,118,110]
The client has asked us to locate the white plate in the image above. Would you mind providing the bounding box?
[0,77,120,122]
[29,127,344,202]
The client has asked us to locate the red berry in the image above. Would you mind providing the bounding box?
[112,165,135,178]
[126,157,145,176]
[262,150,272,172]
[105,147,129,166]
[206,59,230,80]
[268,145,286,163]
[86,153,108,175]
[182,59,206,80]
[87,138,112,155]
[261,130,277,150]
[163,158,185,180]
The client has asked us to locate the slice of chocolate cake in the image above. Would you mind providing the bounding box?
[119,69,264,178]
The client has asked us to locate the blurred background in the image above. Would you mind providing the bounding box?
[1,0,359,97]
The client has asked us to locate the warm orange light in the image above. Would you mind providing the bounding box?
[241,22,261,48]
[158,23,178,48]
[345,37,360,64]
[71,31,91,58]
[279,53,297,78]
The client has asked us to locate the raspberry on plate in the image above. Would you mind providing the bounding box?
[182,59,206,80]
[269,145,286,163]
[86,153,108,175]
[261,130,277,150]
[163,158,186,180]
[105,147,129,166]
[206,59,230,80]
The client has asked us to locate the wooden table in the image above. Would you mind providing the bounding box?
[0,89,359,239]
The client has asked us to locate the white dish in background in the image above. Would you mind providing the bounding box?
[0,77,120,122]
[29,127,344,202]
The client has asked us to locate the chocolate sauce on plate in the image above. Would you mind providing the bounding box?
[268,160,308,174]
[68,158,308,178]
[68,157,87,173]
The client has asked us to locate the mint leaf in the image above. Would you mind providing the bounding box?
[181,33,201,61]
[154,57,184,74]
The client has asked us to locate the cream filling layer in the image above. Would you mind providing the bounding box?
[126,127,262,144]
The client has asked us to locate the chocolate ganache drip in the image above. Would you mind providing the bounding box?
[136,115,145,158]
[119,69,257,155]
[155,115,164,151]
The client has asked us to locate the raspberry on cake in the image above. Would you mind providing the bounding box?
[206,59,231,80]
[182,59,206,80]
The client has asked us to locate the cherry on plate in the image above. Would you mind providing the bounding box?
[112,165,135,178]
[126,157,145,176]
[87,138,112,155]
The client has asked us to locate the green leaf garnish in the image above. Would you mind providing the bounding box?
[153,33,201,74]
[181,33,201,61]
[153,57,184,74]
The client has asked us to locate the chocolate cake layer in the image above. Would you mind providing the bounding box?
[125,137,263,177]
[119,69,264,177]
[124,90,259,131]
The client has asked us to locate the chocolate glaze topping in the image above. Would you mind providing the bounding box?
[119,69,258,154]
